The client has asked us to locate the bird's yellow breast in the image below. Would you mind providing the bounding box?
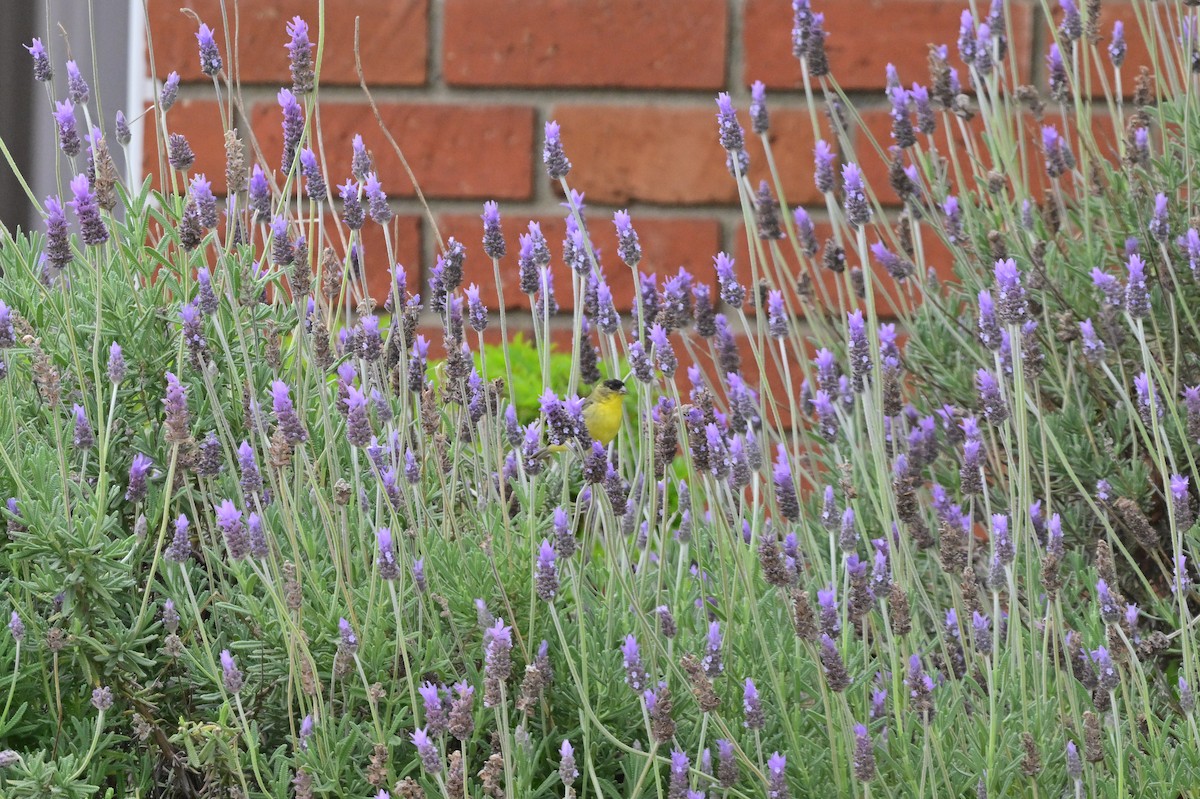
[583,395,624,446]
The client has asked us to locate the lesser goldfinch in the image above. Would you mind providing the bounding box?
[545,378,627,454]
[580,378,627,446]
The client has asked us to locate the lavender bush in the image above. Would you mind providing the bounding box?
[3,1,1200,797]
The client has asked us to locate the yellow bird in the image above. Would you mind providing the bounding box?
[546,378,627,453]
[580,378,628,446]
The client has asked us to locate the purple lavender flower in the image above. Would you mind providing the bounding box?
[1109,21,1127,68]
[285,16,315,93]
[1047,44,1068,101]
[905,654,935,718]
[26,38,51,81]
[344,385,372,447]
[853,723,876,782]
[163,372,191,444]
[409,557,426,593]
[219,647,242,691]
[889,86,915,148]
[160,71,180,111]
[991,513,1013,566]
[993,258,1026,324]
[1092,646,1119,692]
[43,196,72,269]
[665,749,690,798]
[1059,0,1082,41]
[66,60,89,104]
[54,101,81,158]
[409,726,440,774]
[749,80,769,134]
[271,380,307,445]
[940,196,963,244]
[371,527,399,582]
[792,207,819,258]
[297,148,327,203]
[196,23,222,75]
[1096,578,1123,624]
[1149,193,1171,243]
[482,619,513,707]
[418,681,447,736]
[1042,126,1068,178]
[842,163,871,227]
[809,390,838,442]
[871,241,913,281]
[1173,474,1194,531]
[68,174,108,245]
[216,499,249,560]
[165,514,191,562]
[767,751,789,799]
[1135,371,1162,425]
[604,209,642,270]
[535,539,558,601]
[277,88,304,173]
[972,610,992,655]
[848,309,870,392]
[248,165,270,221]
[715,92,746,156]
[648,324,676,377]
[710,252,743,309]
[237,441,265,506]
[560,739,578,786]
[8,611,25,643]
[814,139,835,194]
[976,368,1008,426]
[622,634,648,692]
[773,444,800,520]
[126,453,153,502]
[543,120,571,180]
[700,621,724,678]
[91,686,113,711]
[1079,319,1106,364]
[743,677,765,729]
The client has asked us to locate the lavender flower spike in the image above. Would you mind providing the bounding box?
[126,453,153,502]
[271,380,307,444]
[535,539,559,601]
[767,752,790,799]
[1126,254,1150,318]
[25,38,51,81]
[220,649,243,693]
[68,174,109,246]
[774,444,800,520]
[543,120,571,180]
[853,723,876,782]
[842,163,871,227]
[165,513,192,562]
[44,196,71,269]
[66,60,90,104]
[285,15,314,93]
[197,23,222,76]
[54,101,81,157]
[1109,21,1127,68]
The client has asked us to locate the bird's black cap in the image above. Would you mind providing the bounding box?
[602,378,626,393]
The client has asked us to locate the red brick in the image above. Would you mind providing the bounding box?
[439,213,721,312]
[549,105,832,207]
[144,99,229,193]
[146,0,428,86]
[249,102,534,200]
[442,0,727,90]
[743,0,1034,91]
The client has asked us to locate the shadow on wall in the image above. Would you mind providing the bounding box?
[1,1,131,237]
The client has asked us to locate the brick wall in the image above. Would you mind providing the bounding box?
[143,0,1150,357]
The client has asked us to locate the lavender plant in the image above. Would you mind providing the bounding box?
[3,1,1200,797]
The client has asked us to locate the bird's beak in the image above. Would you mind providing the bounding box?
[619,386,628,395]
